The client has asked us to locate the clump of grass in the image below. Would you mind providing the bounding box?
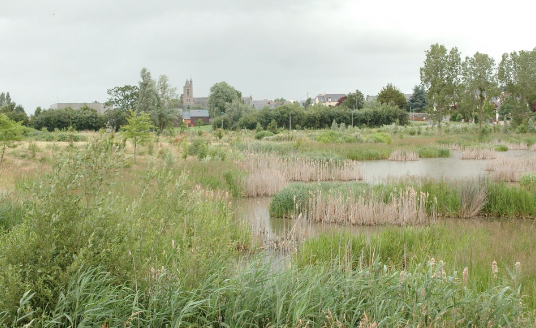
[495,144,509,151]
[520,172,536,190]
[418,146,450,158]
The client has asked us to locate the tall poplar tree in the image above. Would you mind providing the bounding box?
[462,52,499,131]
[498,48,536,112]
[420,44,461,134]
[135,68,158,114]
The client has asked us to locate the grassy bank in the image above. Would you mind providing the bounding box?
[296,220,536,310]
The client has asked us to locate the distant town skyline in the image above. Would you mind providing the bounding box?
[2,0,535,115]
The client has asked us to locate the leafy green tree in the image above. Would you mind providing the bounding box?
[0,93,5,107]
[407,85,428,112]
[377,83,407,109]
[274,97,286,102]
[212,115,231,130]
[151,107,178,135]
[303,97,313,109]
[420,44,462,134]
[225,98,254,128]
[156,75,178,109]
[207,82,242,117]
[135,68,158,113]
[340,90,365,110]
[121,110,153,163]
[105,85,139,111]
[267,119,278,133]
[0,114,24,165]
[463,52,499,131]
[498,48,536,112]
[104,108,129,131]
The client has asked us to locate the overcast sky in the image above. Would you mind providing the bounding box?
[1,0,535,114]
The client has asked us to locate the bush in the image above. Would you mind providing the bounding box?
[255,131,274,140]
[365,132,391,144]
[520,172,536,190]
[495,144,508,152]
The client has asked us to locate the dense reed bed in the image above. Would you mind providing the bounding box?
[297,220,536,310]
[239,153,363,197]
[271,178,536,221]
[461,148,497,159]
[388,149,419,161]
[486,156,536,182]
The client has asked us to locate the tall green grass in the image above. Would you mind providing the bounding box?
[0,137,251,321]
[297,220,536,310]
[3,258,531,327]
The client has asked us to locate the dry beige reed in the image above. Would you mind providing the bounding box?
[486,156,536,182]
[388,150,419,161]
[303,187,434,226]
[239,153,363,197]
[461,148,496,160]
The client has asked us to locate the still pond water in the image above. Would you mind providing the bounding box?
[237,150,535,256]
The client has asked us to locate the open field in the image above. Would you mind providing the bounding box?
[1,125,536,326]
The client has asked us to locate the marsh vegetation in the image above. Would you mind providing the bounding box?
[1,123,536,326]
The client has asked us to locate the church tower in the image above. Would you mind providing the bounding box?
[181,78,194,107]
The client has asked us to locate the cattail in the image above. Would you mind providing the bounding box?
[430,258,436,268]
[171,240,175,249]
[515,261,521,275]
[463,267,469,282]
[492,260,498,279]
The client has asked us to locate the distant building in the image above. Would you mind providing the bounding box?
[315,93,346,107]
[49,103,111,114]
[251,99,273,110]
[180,78,253,110]
[179,109,209,127]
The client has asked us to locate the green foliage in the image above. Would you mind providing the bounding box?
[420,44,462,133]
[365,132,391,144]
[33,106,106,132]
[135,67,158,113]
[105,85,139,111]
[417,146,450,158]
[120,110,153,162]
[267,119,278,134]
[377,83,407,109]
[331,119,338,130]
[408,85,428,112]
[339,89,365,110]
[207,81,242,118]
[520,172,536,190]
[0,114,25,164]
[254,131,274,140]
[495,144,508,152]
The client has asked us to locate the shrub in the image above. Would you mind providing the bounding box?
[495,144,508,152]
[520,172,536,190]
[255,131,274,140]
[365,132,391,144]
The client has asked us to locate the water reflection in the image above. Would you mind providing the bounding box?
[363,150,534,183]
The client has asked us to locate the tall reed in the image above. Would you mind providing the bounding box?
[388,149,419,161]
[486,157,536,182]
[462,147,497,159]
[239,153,363,197]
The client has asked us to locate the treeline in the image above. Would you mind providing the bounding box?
[33,105,107,131]
[214,101,408,131]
